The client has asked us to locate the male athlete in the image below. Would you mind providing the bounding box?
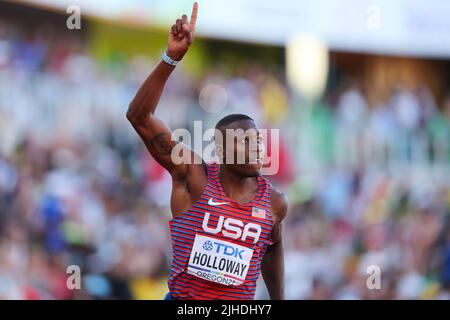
[127,2,287,300]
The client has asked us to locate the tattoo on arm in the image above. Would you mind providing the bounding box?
[149,132,176,156]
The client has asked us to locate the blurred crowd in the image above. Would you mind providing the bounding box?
[0,19,449,300]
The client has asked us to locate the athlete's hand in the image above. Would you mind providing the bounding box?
[167,2,198,61]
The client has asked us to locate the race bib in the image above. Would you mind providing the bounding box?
[187,234,254,286]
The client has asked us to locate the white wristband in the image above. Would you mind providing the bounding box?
[162,51,179,66]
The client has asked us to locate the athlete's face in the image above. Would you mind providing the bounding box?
[216,119,265,177]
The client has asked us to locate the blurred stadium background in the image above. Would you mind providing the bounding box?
[0,0,450,299]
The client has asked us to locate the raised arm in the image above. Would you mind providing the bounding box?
[127,2,199,175]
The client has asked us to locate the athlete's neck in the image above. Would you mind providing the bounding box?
[218,164,258,203]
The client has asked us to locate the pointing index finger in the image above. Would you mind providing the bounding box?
[189,2,198,32]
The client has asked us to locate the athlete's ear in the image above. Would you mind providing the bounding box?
[215,144,224,163]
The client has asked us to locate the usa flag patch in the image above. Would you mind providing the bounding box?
[252,207,266,219]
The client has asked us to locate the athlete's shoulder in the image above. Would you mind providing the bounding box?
[269,184,288,223]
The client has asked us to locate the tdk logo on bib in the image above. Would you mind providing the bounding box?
[206,241,245,259]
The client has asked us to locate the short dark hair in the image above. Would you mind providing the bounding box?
[215,114,254,130]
